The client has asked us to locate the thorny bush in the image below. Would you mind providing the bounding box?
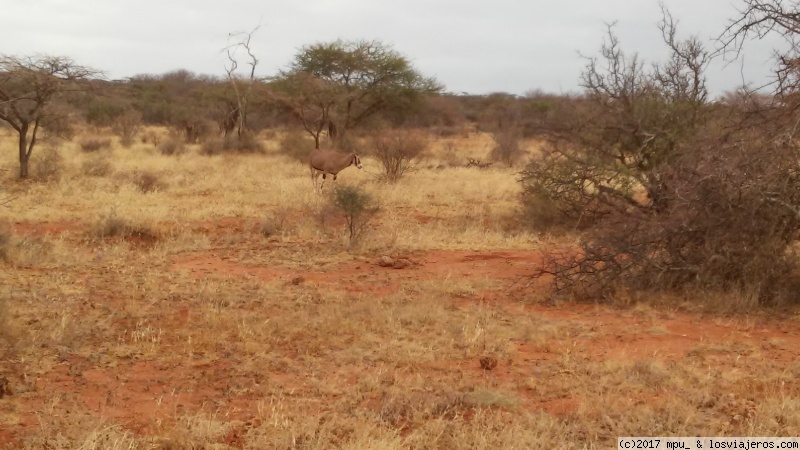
[370,131,427,182]
[521,11,800,305]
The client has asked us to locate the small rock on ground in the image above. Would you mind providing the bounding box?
[377,256,395,267]
[392,258,413,269]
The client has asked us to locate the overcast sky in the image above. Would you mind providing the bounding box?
[1,0,787,96]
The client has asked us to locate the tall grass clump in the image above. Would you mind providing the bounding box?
[200,133,265,155]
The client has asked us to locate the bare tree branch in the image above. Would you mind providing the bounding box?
[222,26,261,137]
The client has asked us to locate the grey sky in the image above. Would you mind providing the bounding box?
[1,0,787,96]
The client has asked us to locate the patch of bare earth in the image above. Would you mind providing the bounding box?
[3,218,800,447]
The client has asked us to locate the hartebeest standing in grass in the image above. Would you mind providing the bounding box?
[308,148,363,191]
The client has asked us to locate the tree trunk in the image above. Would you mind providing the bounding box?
[328,121,338,139]
[18,127,29,179]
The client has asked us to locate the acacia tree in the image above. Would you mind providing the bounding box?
[0,55,97,178]
[271,72,338,149]
[272,39,441,148]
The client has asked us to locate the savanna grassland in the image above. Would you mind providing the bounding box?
[1,127,800,449]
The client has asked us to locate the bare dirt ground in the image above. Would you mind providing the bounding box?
[3,216,800,448]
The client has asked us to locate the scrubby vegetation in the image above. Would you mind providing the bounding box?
[370,130,428,182]
[519,10,800,306]
[3,2,800,447]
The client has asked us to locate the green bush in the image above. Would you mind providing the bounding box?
[330,184,380,247]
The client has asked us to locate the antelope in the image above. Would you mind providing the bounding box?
[309,148,363,191]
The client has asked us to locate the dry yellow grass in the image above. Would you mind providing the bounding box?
[1,127,535,251]
[0,127,799,448]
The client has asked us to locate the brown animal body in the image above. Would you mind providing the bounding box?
[309,148,363,190]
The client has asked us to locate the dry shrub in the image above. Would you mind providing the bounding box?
[30,147,63,183]
[112,110,142,147]
[157,136,186,156]
[259,219,279,238]
[440,140,463,167]
[594,129,800,303]
[369,130,428,182]
[259,216,283,238]
[0,222,11,263]
[131,170,167,193]
[259,208,294,238]
[92,209,158,244]
[278,129,314,163]
[200,133,265,155]
[0,231,51,269]
[92,209,132,238]
[525,20,800,306]
[81,155,113,177]
[181,120,214,144]
[78,137,112,153]
[465,157,492,169]
[489,127,524,167]
[199,137,225,155]
[141,129,161,147]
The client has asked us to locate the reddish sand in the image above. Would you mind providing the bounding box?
[4,219,800,446]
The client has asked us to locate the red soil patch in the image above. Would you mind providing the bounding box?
[12,220,84,237]
[6,217,800,445]
[171,249,541,289]
[165,244,800,414]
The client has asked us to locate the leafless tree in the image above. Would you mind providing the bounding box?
[522,11,710,227]
[524,5,800,305]
[223,26,260,137]
[0,55,98,178]
[720,1,800,53]
[719,0,800,97]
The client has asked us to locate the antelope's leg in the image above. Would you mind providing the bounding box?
[311,168,323,192]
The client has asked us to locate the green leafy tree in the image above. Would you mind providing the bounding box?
[272,39,442,148]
